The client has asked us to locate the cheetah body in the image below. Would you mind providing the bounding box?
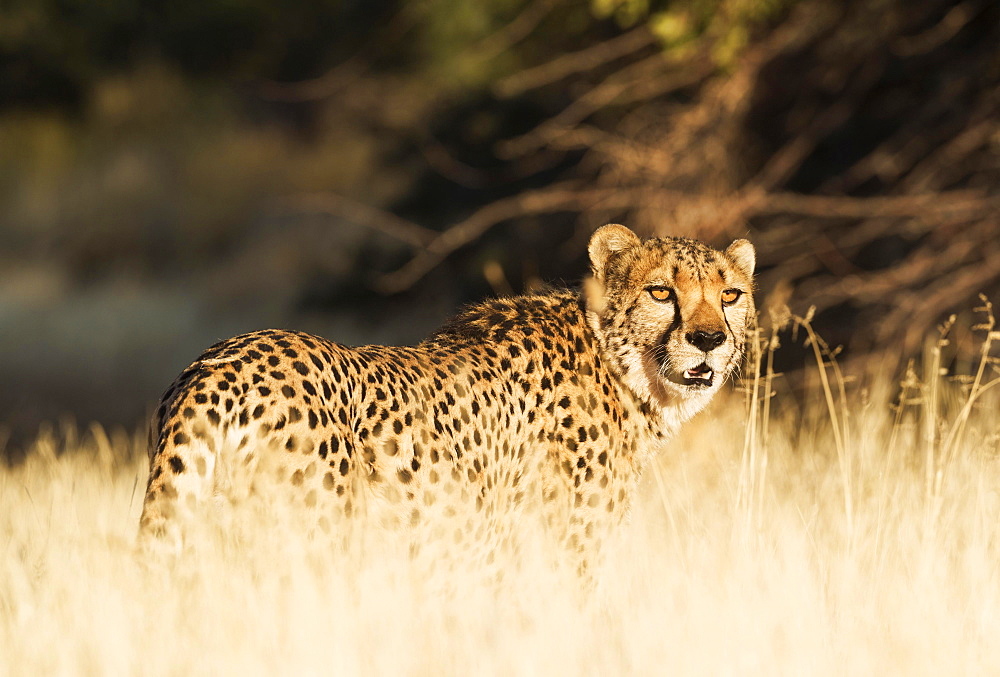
[140,225,756,564]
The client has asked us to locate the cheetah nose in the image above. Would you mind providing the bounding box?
[686,330,726,352]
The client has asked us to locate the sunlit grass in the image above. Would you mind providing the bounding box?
[3,305,1000,675]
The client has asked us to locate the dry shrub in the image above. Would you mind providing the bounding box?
[361,0,999,369]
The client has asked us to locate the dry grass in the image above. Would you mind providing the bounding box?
[3,308,1000,675]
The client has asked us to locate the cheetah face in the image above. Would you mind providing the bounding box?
[584,224,756,407]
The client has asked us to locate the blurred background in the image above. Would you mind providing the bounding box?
[1,0,998,454]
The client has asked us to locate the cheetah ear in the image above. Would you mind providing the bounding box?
[588,224,641,280]
[725,239,755,278]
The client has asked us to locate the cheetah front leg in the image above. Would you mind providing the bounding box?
[537,446,620,583]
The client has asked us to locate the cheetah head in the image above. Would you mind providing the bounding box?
[584,224,756,418]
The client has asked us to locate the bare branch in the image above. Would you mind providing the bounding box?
[754,190,998,219]
[498,54,709,158]
[283,193,436,248]
[475,0,564,61]
[373,184,642,293]
[494,26,657,98]
[892,0,984,56]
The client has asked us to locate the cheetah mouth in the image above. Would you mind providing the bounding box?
[667,363,715,388]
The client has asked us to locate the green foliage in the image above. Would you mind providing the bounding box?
[592,0,799,66]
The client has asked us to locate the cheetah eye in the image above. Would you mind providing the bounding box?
[648,286,673,302]
[721,289,742,305]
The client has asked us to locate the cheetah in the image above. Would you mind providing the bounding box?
[139,224,755,571]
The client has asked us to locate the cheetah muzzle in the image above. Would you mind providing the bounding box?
[139,224,756,575]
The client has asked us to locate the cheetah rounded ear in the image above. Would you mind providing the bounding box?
[588,224,641,280]
[725,239,755,278]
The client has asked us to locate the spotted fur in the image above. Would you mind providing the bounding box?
[139,225,755,571]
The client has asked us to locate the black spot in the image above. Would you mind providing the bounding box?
[281,385,295,398]
[339,458,349,476]
[258,386,271,396]
[194,393,208,404]
[292,361,309,375]
[173,432,189,445]
[207,410,221,426]
[168,456,185,473]
[267,355,280,367]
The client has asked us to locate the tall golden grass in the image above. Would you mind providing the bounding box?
[3,302,999,675]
